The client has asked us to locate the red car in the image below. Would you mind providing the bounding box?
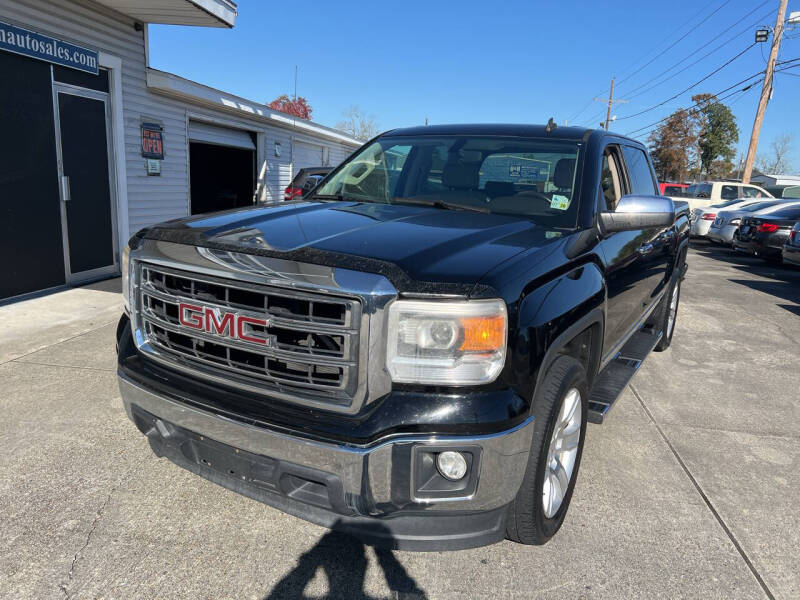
[659,182,689,197]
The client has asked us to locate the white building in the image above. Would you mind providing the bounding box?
[0,0,362,302]
[749,173,800,188]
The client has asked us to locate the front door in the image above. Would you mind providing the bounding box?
[54,86,117,283]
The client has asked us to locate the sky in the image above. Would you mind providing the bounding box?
[149,0,800,170]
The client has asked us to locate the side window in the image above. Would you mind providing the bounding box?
[621,146,658,196]
[721,185,738,200]
[600,148,624,212]
[742,186,764,198]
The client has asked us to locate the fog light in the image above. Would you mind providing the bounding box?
[436,451,468,481]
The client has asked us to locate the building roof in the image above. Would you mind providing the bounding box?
[146,69,362,147]
[93,0,237,28]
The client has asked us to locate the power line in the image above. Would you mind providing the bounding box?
[615,42,757,121]
[614,0,734,88]
[620,2,774,99]
[623,75,765,139]
[564,0,730,124]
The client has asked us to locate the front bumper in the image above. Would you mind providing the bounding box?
[783,244,800,266]
[118,371,534,550]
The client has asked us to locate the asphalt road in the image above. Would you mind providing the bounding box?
[1,244,798,599]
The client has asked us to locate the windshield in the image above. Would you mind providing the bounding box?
[687,183,712,198]
[315,135,582,227]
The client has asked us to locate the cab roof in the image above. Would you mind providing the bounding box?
[383,123,593,139]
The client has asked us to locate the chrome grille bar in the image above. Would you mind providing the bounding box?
[135,263,361,400]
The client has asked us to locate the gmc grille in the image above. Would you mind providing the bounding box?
[134,263,361,404]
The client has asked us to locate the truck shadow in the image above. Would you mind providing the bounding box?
[263,521,428,600]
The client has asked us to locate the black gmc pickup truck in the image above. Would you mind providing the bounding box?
[116,124,689,551]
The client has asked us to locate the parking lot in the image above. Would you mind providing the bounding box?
[1,244,798,599]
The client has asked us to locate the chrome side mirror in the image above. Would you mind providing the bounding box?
[599,195,675,233]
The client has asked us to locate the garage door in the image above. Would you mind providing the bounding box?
[188,121,255,150]
[293,141,324,170]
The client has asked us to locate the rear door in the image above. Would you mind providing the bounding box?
[620,145,672,309]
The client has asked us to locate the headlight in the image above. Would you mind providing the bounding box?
[386,299,507,385]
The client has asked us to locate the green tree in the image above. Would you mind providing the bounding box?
[691,93,739,178]
[648,108,698,181]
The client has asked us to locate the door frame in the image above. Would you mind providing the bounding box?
[51,79,119,284]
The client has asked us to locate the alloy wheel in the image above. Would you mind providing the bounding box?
[542,388,582,519]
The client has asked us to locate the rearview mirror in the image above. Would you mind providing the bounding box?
[599,195,674,233]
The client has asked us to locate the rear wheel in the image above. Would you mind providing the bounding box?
[654,274,681,352]
[505,356,588,545]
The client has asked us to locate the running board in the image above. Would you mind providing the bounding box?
[588,327,662,424]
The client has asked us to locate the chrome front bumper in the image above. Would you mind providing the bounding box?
[118,371,533,514]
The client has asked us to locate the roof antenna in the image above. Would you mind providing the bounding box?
[545,117,557,133]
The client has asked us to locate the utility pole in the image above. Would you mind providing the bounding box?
[594,78,628,130]
[742,0,788,183]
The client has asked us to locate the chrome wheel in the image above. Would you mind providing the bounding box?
[542,388,582,518]
[667,282,679,338]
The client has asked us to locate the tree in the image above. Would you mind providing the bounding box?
[336,105,379,141]
[756,134,794,175]
[268,95,312,120]
[691,93,739,178]
[648,108,698,181]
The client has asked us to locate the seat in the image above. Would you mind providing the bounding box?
[434,162,489,206]
[553,158,576,192]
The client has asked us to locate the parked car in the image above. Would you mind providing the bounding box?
[284,167,332,200]
[117,123,689,550]
[685,181,772,205]
[782,222,800,267]
[734,204,800,262]
[659,182,688,196]
[690,197,773,238]
[763,184,800,199]
[707,200,792,245]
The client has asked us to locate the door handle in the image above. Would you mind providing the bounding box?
[638,243,654,255]
[60,175,71,203]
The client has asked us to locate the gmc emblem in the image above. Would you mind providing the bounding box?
[178,302,271,346]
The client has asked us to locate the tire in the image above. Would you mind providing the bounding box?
[653,273,681,352]
[505,356,588,545]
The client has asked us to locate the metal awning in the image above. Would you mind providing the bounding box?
[188,121,255,150]
[92,0,237,28]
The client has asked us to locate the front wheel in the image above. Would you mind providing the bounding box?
[505,356,588,545]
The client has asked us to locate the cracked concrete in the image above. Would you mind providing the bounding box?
[60,488,116,599]
[1,245,798,599]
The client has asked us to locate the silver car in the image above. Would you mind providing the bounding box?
[690,198,770,237]
[707,200,792,244]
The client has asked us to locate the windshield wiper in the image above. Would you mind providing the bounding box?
[390,197,490,214]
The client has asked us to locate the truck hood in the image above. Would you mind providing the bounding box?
[142,200,563,295]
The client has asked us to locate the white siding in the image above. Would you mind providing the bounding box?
[0,0,360,238]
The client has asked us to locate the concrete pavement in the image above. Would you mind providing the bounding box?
[0,245,797,599]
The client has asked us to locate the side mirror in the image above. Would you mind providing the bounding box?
[599,195,675,233]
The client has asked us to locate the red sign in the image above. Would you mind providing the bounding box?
[141,123,164,159]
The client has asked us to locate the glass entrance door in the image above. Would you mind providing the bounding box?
[53,85,118,283]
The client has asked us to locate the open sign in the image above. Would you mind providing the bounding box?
[141,123,164,159]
